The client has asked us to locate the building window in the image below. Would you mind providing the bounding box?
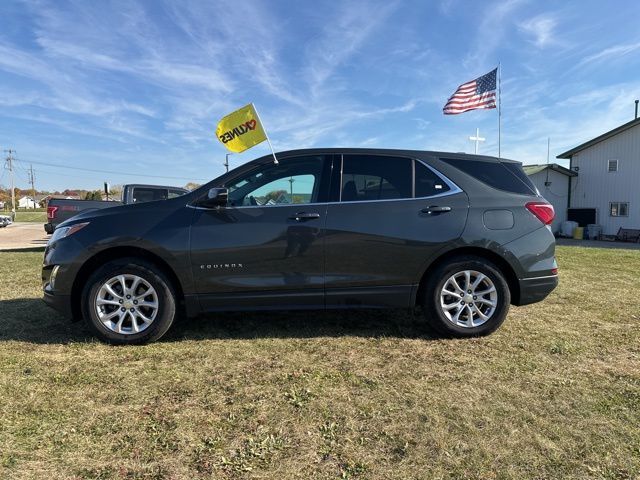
[610,202,629,217]
[608,159,618,172]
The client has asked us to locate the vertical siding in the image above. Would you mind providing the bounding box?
[570,123,640,235]
[528,170,570,232]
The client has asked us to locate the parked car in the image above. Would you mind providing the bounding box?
[44,184,189,233]
[42,149,558,344]
[0,215,12,227]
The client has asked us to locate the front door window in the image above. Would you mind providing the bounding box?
[226,156,324,207]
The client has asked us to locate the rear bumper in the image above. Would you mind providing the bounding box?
[516,274,558,306]
[44,223,54,234]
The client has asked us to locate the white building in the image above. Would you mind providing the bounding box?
[524,164,576,233]
[18,196,38,209]
[558,117,640,236]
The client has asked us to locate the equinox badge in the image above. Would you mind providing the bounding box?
[200,263,244,269]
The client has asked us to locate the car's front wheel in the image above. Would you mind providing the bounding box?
[81,258,176,344]
[423,256,510,337]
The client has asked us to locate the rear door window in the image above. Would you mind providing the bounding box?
[341,155,412,201]
[415,161,451,197]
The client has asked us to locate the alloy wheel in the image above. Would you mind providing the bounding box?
[439,270,498,328]
[95,274,159,334]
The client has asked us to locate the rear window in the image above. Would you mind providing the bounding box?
[502,163,539,195]
[440,158,537,195]
[132,187,169,203]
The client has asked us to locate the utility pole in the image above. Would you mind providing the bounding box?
[29,164,36,209]
[4,149,16,220]
[288,176,295,197]
[545,137,551,187]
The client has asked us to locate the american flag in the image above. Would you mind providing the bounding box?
[443,68,497,115]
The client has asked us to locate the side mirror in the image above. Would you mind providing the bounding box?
[200,187,228,208]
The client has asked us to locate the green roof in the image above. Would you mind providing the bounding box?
[523,165,547,175]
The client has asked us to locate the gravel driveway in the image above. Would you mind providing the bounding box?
[0,222,49,250]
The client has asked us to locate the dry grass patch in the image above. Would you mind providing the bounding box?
[0,246,639,479]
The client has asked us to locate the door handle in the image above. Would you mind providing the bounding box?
[421,205,452,215]
[289,212,321,221]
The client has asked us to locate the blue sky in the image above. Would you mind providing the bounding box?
[1,0,640,191]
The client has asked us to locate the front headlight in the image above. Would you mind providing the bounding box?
[49,222,90,243]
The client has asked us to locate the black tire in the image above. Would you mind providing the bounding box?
[423,255,511,337]
[81,258,176,345]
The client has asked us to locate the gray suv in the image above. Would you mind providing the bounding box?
[42,149,558,344]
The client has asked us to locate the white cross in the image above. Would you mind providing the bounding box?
[469,128,485,154]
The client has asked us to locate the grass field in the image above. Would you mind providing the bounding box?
[11,211,47,223]
[1,246,639,479]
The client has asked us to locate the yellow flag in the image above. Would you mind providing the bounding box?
[216,103,267,153]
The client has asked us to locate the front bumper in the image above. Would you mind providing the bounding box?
[43,287,73,318]
[42,257,75,320]
[516,274,558,306]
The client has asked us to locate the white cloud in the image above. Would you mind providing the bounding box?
[463,0,526,70]
[164,0,300,106]
[438,0,457,16]
[0,44,156,119]
[3,0,638,192]
[519,14,560,48]
[415,118,431,131]
[303,1,399,97]
[500,80,640,164]
[0,0,417,156]
[578,42,640,68]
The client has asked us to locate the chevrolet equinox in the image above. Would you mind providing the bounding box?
[42,149,558,344]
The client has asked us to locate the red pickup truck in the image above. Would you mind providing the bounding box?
[45,184,188,233]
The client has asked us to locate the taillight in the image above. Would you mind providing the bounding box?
[47,206,58,220]
[526,201,555,225]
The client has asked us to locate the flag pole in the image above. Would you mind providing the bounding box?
[498,62,502,159]
[252,103,278,165]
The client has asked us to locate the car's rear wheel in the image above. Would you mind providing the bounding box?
[81,258,176,344]
[423,256,510,337]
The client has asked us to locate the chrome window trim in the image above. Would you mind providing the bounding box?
[188,156,463,210]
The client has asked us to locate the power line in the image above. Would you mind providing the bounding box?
[16,157,208,182]
[11,160,36,186]
[14,161,29,174]
[16,166,109,181]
